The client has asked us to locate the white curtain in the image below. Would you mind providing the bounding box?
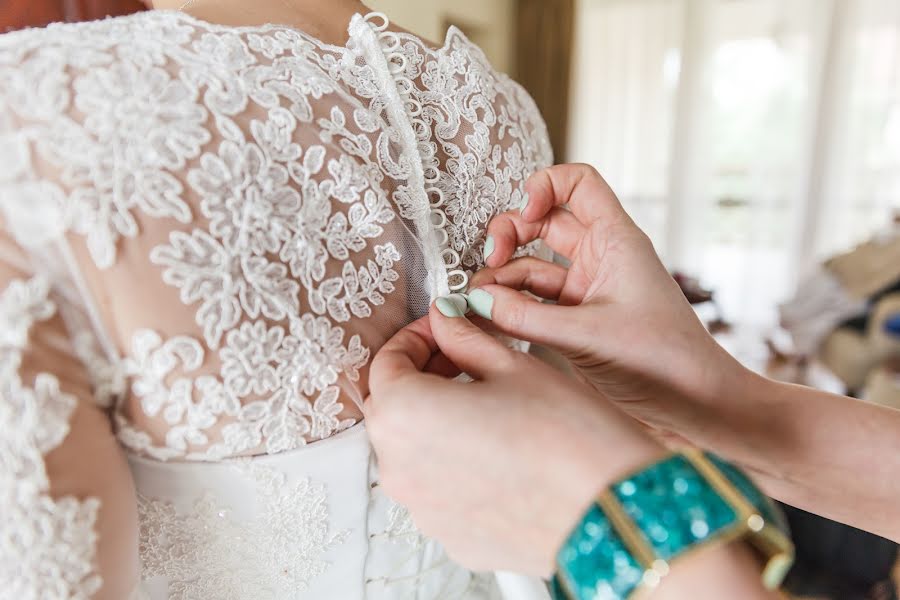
[568,0,900,329]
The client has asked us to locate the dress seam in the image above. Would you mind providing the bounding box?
[348,14,451,300]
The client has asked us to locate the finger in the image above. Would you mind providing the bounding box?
[471,257,568,302]
[423,351,463,379]
[523,163,632,228]
[430,294,521,379]
[463,285,590,355]
[485,207,584,266]
[369,316,437,398]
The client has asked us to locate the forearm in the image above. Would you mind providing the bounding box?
[691,367,900,542]
[649,542,777,600]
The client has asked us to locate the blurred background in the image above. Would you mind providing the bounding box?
[3,0,899,598]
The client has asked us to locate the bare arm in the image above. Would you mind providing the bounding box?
[650,543,777,600]
[0,230,140,599]
[691,368,900,543]
[367,306,783,599]
[472,162,900,545]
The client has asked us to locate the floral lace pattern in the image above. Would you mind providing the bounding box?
[0,10,551,460]
[138,463,347,599]
[366,496,499,598]
[118,320,365,460]
[0,277,102,598]
[0,9,552,599]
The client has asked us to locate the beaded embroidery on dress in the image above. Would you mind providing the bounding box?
[0,9,552,598]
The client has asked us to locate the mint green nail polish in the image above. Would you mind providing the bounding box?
[466,289,494,320]
[519,192,530,215]
[483,236,495,262]
[436,294,467,318]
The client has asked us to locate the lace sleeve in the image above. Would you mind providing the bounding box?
[0,226,141,598]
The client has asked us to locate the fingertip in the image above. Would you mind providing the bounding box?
[484,215,521,267]
[461,283,579,353]
[428,293,519,378]
[435,294,468,318]
[466,288,494,321]
[523,169,555,219]
[482,234,496,265]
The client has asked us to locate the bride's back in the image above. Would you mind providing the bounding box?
[0,8,551,461]
[0,7,553,598]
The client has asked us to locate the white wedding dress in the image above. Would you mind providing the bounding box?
[0,9,553,599]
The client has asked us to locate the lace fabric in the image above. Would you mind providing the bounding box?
[0,276,102,599]
[0,9,551,462]
[138,465,348,598]
[128,424,507,600]
[0,8,552,598]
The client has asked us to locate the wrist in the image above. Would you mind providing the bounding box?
[687,367,787,468]
[656,540,776,600]
[548,429,669,571]
[551,449,794,600]
[673,352,773,451]
[689,338,753,409]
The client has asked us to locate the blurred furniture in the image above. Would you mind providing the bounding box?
[819,292,900,396]
[776,227,900,394]
[816,231,900,395]
[864,314,900,410]
[2,0,145,32]
[673,271,730,333]
[865,356,900,411]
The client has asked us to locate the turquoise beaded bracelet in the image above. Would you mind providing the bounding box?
[550,449,794,600]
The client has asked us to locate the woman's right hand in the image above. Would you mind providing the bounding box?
[469,164,900,546]
[472,163,755,440]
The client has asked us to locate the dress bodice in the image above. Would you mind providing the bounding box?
[0,9,552,598]
[0,9,551,461]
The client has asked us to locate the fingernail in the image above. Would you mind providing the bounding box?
[466,288,494,320]
[519,192,530,215]
[435,294,468,318]
[483,236,495,262]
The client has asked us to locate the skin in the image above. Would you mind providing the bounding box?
[366,162,900,594]
[366,303,774,599]
[142,4,899,590]
[473,163,900,543]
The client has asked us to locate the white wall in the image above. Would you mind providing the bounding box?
[365,0,516,72]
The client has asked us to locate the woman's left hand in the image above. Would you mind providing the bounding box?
[365,298,666,576]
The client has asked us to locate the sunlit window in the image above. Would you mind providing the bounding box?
[569,0,900,332]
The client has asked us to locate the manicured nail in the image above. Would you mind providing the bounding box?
[519,192,530,215]
[483,236,495,262]
[435,294,468,318]
[466,288,494,320]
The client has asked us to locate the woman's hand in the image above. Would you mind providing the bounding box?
[366,301,781,599]
[365,299,666,576]
[472,163,751,441]
[474,163,900,544]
